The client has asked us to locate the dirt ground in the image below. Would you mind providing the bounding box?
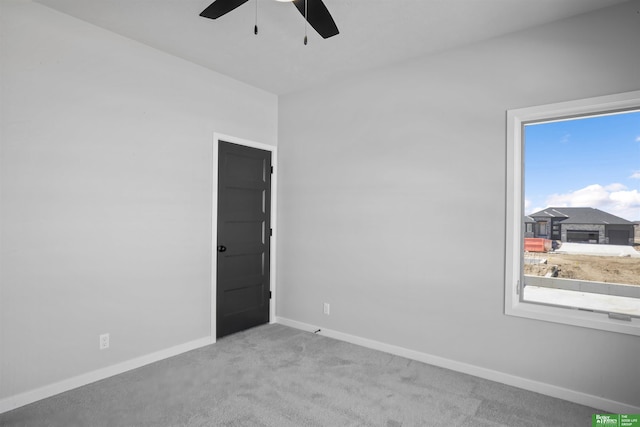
[524,251,640,286]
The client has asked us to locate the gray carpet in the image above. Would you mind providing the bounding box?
[0,324,598,426]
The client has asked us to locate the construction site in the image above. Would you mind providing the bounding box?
[524,235,640,287]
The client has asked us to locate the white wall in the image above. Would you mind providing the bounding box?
[0,0,277,402]
[277,0,640,411]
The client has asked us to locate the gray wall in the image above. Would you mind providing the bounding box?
[0,1,277,400]
[277,0,640,409]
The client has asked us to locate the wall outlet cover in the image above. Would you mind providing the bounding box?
[99,333,110,350]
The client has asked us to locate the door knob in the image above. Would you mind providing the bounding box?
[217,245,227,253]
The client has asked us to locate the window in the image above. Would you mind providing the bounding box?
[505,90,640,336]
[537,222,547,236]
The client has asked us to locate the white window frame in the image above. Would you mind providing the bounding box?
[505,90,640,336]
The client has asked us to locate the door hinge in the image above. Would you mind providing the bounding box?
[270,228,273,236]
[269,291,272,299]
[270,166,273,174]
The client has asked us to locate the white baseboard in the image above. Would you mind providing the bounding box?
[275,316,640,415]
[0,336,213,414]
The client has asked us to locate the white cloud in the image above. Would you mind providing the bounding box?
[636,136,640,142]
[610,188,640,206]
[630,171,640,180]
[604,183,627,191]
[546,184,611,207]
[545,183,640,221]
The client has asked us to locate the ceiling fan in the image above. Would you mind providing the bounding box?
[199,0,339,43]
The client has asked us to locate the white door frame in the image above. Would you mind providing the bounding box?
[211,133,278,343]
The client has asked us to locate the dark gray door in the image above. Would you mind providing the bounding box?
[608,230,629,245]
[217,141,271,338]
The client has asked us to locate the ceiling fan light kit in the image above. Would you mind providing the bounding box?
[199,0,339,44]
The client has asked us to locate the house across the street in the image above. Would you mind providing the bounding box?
[526,207,635,245]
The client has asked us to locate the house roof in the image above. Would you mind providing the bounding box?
[524,215,536,224]
[528,207,634,225]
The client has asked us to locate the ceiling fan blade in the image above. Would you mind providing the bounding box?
[292,0,339,39]
[200,0,249,19]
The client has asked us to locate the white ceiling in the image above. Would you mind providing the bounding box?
[35,0,628,95]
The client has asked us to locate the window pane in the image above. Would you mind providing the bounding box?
[523,110,640,317]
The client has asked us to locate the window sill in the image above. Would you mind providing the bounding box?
[505,294,640,336]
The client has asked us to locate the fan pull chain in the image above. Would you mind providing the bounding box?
[303,0,308,45]
[254,0,258,35]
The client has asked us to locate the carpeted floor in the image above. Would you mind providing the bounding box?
[0,324,598,426]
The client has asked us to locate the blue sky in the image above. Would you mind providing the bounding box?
[524,110,640,221]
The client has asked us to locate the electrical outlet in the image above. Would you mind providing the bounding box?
[323,303,330,315]
[99,333,109,350]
